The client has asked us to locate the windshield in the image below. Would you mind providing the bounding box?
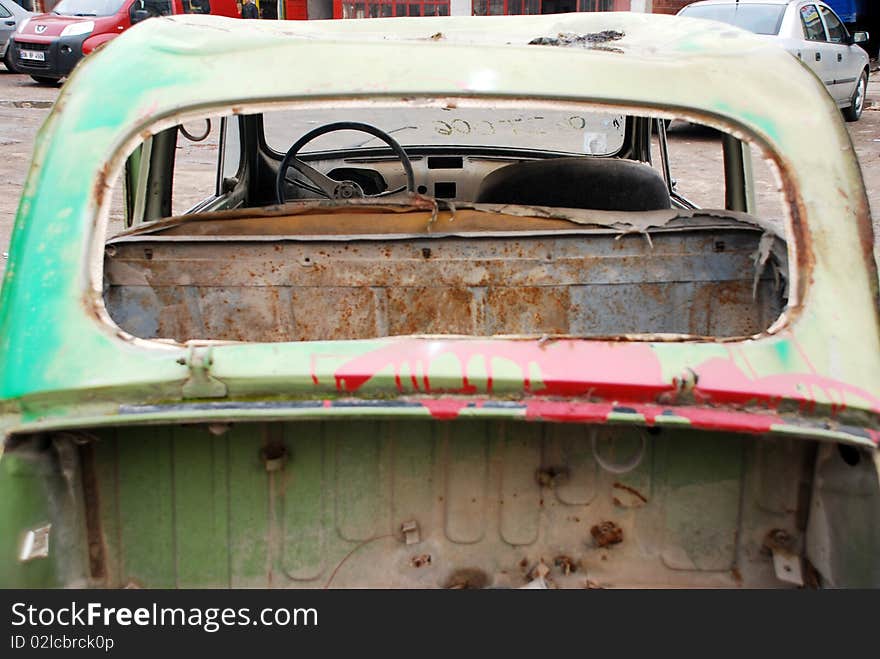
[679,3,787,35]
[263,106,627,156]
[53,0,125,16]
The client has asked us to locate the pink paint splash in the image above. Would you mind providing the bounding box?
[310,338,880,440]
[420,399,474,420]
[693,357,880,415]
[328,339,670,401]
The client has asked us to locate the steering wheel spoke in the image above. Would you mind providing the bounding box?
[284,173,331,199]
[287,158,339,198]
[275,121,416,205]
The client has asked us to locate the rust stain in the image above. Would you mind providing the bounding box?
[554,555,578,575]
[445,568,488,589]
[536,465,569,487]
[78,441,107,581]
[590,521,623,548]
[731,567,743,586]
[92,161,111,209]
[779,158,812,314]
[612,481,648,504]
[762,528,794,554]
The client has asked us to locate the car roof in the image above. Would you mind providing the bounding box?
[109,12,793,63]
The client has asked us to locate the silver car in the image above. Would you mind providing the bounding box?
[678,0,870,121]
[0,0,31,73]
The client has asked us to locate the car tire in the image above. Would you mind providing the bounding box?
[3,48,17,74]
[843,70,868,122]
[30,75,61,86]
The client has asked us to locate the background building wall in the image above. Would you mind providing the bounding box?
[651,0,693,14]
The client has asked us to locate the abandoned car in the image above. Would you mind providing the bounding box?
[0,12,878,589]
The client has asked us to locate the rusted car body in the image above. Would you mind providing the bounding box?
[0,12,878,589]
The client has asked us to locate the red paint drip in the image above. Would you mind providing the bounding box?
[421,400,472,420]
[400,398,875,445]
[525,401,616,423]
[673,407,778,434]
[525,401,778,435]
[331,340,669,400]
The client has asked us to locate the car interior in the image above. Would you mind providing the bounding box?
[102,101,790,344]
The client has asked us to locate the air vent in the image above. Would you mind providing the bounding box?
[427,156,464,169]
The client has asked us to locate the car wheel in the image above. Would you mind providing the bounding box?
[3,48,17,74]
[843,71,867,122]
[30,75,61,86]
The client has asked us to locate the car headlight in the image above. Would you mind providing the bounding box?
[60,21,94,38]
[16,17,30,33]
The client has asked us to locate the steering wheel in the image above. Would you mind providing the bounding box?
[275,121,416,204]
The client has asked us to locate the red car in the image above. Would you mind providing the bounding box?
[10,0,238,84]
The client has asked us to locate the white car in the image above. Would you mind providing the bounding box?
[678,0,870,121]
[0,0,31,73]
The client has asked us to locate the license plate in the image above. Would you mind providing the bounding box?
[20,50,45,62]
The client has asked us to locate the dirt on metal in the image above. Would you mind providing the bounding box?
[591,521,624,548]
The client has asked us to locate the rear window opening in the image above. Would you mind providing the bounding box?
[100,100,792,344]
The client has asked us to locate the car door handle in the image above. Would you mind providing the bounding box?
[4,20,16,26]
[815,52,821,61]
[838,53,842,62]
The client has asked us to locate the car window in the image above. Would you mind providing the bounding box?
[173,119,221,216]
[0,4,11,18]
[182,0,211,13]
[677,3,786,35]
[819,5,847,44]
[129,0,172,19]
[800,4,827,41]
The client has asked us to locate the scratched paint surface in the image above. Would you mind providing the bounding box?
[0,13,877,446]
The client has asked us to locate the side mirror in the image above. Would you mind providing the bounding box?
[852,31,869,44]
[131,9,151,23]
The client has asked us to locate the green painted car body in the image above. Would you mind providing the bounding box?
[0,12,878,588]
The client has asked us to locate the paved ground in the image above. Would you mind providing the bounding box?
[1,66,879,281]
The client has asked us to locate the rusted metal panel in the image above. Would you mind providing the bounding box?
[104,228,783,341]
